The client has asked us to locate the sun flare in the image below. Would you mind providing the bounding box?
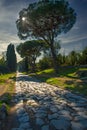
[22,17,26,21]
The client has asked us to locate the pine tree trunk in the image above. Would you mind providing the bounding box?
[25,57,28,72]
[31,57,36,72]
[50,43,59,73]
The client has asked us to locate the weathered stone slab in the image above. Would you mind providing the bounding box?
[74,115,87,121]
[51,118,71,130]
[41,125,49,130]
[35,112,47,118]
[36,118,44,126]
[12,128,24,130]
[16,108,25,115]
[71,121,87,130]
[48,113,58,120]
[19,122,30,129]
[18,115,29,123]
[50,107,58,113]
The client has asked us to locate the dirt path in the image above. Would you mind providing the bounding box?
[0,85,8,96]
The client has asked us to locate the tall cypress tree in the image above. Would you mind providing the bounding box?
[6,44,17,72]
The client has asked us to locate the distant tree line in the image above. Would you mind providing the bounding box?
[16,38,87,72]
[37,47,87,70]
[0,43,17,74]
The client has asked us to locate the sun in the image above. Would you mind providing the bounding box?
[22,17,26,21]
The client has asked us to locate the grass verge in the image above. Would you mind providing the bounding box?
[0,73,16,110]
[29,67,87,96]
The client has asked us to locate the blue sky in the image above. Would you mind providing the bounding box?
[0,0,87,59]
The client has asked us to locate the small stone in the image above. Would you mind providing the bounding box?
[59,110,72,120]
[16,108,25,114]
[51,119,71,130]
[37,109,47,114]
[48,113,58,120]
[11,128,19,130]
[50,107,58,113]
[35,113,47,118]
[41,125,49,130]
[74,115,87,121]
[12,128,23,130]
[71,102,87,107]
[0,103,8,119]
[18,115,29,123]
[36,118,44,126]
[79,120,87,128]
[17,112,28,118]
[73,107,86,112]
[19,122,30,129]
[71,121,86,130]
[59,110,70,115]
[77,112,87,118]
[26,128,32,130]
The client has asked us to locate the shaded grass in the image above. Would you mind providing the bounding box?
[29,67,87,96]
[0,73,16,109]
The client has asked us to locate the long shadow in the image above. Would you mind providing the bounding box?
[64,79,87,96]
[1,73,87,130]
[12,73,87,130]
[32,67,87,97]
[30,66,79,82]
[16,74,41,82]
[9,76,16,82]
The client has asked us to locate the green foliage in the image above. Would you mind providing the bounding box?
[0,73,16,84]
[0,57,9,74]
[0,57,6,66]
[80,47,87,64]
[16,40,47,72]
[0,93,11,104]
[57,53,65,65]
[16,40,46,57]
[16,0,76,39]
[56,47,87,66]
[16,0,76,73]
[6,44,17,72]
[0,101,10,111]
[43,40,61,57]
[30,67,87,96]
[66,51,79,65]
[0,56,9,74]
[38,56,52,70]
[17,59,27,72]
[0,73,16,109]
[38,47,87,70]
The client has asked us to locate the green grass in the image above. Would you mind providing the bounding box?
[0,73,16,80]
[0,73,16,109]
[29,67,87,96]
[0,101,10,111]
[79,68,87,71]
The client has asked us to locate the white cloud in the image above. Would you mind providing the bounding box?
[0,0,87,60]
[0,1,27,56]
[58,34,87,44]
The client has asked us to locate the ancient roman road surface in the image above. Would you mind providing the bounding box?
[12,72,87,130]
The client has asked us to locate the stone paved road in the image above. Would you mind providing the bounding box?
[12,72,87,130]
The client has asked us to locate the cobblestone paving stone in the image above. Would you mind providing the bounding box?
[12,72,87,130]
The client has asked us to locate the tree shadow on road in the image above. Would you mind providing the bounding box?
[12,74,87,130]
[1,73,87,130]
